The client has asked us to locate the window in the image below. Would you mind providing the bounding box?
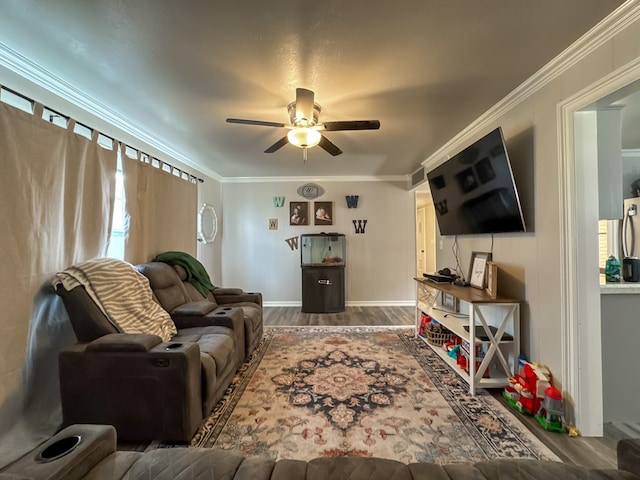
[107,153,125,259]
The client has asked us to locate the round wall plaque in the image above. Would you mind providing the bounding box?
[297,183,325,199]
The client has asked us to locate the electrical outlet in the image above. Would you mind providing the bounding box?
[439,240,444,250]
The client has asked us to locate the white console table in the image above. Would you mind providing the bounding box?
[414,277,520,395]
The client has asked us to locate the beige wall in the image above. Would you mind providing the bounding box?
[197,175,223,284]
[220,180,415,305]
[426,4,640,415]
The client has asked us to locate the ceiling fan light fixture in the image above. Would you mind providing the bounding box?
[287,127,321,149]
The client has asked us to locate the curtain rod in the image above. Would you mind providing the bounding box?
[0,85,204,184]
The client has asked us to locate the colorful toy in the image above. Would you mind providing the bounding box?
[535,386,566,433]
[503,357,567,434]
[447,344,460,359]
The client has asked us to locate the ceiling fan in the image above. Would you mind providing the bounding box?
[226,88,380,161]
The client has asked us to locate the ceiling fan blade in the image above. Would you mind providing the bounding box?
[295,88,315,124]
[264,136,289,153]
[226,118,286,128]
[321,120,381,131]
[318,135,343,156]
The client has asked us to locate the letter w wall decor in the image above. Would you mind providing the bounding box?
[285,236,299,250]
[345,195,359,208]
[353,219,367,234]
[273,196,285,207]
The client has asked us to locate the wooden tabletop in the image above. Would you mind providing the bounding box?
[414,277,520,304]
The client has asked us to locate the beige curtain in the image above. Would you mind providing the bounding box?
[0,101,117,467]
[121,147,197,264]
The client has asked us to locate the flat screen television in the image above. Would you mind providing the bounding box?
[426,127,526,235]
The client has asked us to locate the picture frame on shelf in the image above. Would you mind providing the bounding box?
[485,261,498,298]
[468,251,492,289]
[441,292,459,312]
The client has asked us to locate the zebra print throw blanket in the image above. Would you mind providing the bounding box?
[53,258,176,342]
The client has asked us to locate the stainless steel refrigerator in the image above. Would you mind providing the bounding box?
[622,198,640,281]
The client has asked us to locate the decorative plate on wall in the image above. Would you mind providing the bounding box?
[297,183,324,199]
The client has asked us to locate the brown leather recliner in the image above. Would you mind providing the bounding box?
[136,261,263,359]
[55,280,246,442]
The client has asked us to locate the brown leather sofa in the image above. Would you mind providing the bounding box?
[136,261,263,359]
[2,424,640,480]
[55,263,263,443]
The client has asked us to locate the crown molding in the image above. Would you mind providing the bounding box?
[0,42,222,182]
[221,175,408,184]
[421,0,640,171]
[0,43,406,185]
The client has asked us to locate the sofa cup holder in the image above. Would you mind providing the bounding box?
[165,343,183,350]
[36,435,82,463]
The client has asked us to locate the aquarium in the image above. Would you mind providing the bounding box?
[300,233,345,266]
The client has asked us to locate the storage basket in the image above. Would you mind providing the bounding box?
[425,326,454,346]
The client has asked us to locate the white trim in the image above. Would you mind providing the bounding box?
[558,54,640,437]
[222,175,408,184]
[2,2,636,183]
[347,300,415,307]
[0,42,222,182]
[262,301,301,307]
[420,0,640,171]
[262,300,415,307]
[622,148,640,157]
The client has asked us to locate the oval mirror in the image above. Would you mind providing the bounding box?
[198,203,218,244]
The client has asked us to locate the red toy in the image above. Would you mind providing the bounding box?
[503,360,551,415]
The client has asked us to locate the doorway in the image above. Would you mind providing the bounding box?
[559,57,640,436]
[415,189,436,277]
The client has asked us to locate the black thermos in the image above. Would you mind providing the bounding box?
[622,257,640,282]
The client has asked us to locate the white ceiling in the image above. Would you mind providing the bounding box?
[0,1,625,179]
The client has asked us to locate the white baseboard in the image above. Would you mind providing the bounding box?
[262,300,415,308]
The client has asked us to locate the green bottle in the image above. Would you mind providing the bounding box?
[605,255,621,283]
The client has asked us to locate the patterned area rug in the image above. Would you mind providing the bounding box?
[190,326,559,463]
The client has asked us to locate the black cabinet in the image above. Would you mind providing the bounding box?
[300,233,346,313]
[302,266,345,313]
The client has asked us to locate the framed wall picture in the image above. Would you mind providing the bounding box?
[314,201,333,225]
[485,261,498,298]
[441,292,459,312]
[468,251,492,289]
[289,201,308,226]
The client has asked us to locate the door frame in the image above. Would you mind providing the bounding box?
[558,56,640,436]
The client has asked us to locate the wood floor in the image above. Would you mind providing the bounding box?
[263,305,415,326]
[263,305,636,469]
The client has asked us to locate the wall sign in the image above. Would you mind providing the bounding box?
[297,183,324,199]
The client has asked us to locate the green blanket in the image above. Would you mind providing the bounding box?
[153,251,215,298]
